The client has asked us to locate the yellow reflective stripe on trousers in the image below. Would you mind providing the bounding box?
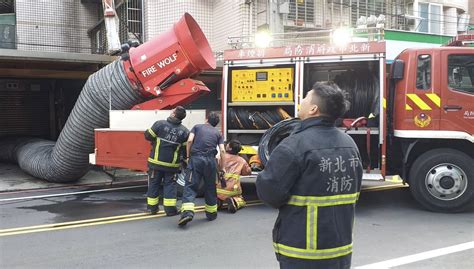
[288,193,359,207]
[205,204,218,213]
[147,128,157,138]
[181,202,194,212]
[163,198,177,207]
[216,188,242,196]
[273,242,353,260]
[224,173,240,180]
[147,197,159,206]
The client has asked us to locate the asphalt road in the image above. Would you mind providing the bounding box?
[0,182,473,269]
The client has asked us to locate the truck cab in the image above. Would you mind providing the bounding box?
[390,47,474,212]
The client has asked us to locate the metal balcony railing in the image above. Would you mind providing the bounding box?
[228,27,385,49]
[88,0,143,55]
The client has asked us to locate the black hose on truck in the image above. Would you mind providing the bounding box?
[258,118,301,166]
[0,60,145,182]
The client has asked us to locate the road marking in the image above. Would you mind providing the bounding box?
[0,201,263,237]
[355,241,474,269]
[0,185,146,202]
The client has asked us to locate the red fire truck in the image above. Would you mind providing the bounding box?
[221,34,474,212]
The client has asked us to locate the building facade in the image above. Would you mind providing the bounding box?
[0,0,470,139]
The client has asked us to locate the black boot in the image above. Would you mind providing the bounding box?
[226,198,237,214]
[178,211,193,227]
[147,204,159,215]
[206,212,217,221]
[165,206,178,216]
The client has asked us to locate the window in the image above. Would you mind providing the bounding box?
[418,2,442,34]
[418,3,429,33]
[0,0,15,49]
[416,54,431,90]
[288,0,315,27]
[448,55,474,95]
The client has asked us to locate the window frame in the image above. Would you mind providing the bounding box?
[416,54,432,90]
[447,54,474,96]
[417,2,443,35]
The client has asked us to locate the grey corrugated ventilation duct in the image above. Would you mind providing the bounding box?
[0,60,145,182]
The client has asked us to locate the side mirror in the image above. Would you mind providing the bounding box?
[390,59,404,80]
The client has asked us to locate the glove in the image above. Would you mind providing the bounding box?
[218,171,226,188]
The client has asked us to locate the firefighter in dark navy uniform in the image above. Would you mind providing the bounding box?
[256,82,363,269]
[178,112,226,227]
[145,106,189,216]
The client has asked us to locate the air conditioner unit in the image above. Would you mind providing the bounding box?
[403,14,422,27]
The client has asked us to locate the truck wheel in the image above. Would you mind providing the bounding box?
[409,148,474,212]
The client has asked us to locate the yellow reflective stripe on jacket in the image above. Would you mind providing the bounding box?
[163,198,177,207]
[172,144,181,164]
[147,197,159,206]
[224,173,240,180]
[287,193,359,207]
[154,137,160,160]
[148,138,180,168]
[273,242,353,260]
[147,158,181,168]
[181,202,195,212]
[147,128,157,138]
[306,205,317,249]
[217,188,242,196]
[274,192,358,260]
[205,204,218,213]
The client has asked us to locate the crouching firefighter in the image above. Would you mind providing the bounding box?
[179,112,226,227]
[145,106,189,216]
[217,140,251,213]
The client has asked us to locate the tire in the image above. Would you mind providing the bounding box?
[408,148,474,212]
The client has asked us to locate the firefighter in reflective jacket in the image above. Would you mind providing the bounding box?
[144,106,189,216]
[217,140,251,213]
[256,82,363,269]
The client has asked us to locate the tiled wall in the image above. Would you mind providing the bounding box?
[144,0,213,45]
[15,0,98,53]
[144,0,254,53]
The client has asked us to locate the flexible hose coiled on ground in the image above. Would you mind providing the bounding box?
[0,60,145,182]
[258,118,301,166]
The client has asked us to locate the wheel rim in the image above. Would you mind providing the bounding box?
[425,163,468,201]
